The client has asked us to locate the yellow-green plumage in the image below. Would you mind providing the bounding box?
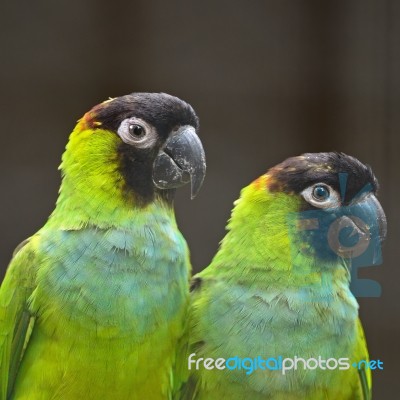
[180,153,384,400]
[0,93,205,399]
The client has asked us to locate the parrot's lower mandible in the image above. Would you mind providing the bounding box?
[0,93,206,399]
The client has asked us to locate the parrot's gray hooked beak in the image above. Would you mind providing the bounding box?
[323,193,386,263]
[369,194,387,242]
[351,193,387,243]
[153,126,206,199]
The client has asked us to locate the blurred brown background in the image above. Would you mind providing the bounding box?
[0,0,399,396]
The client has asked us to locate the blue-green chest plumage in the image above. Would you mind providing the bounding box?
[191,274,361,400]
[12,214,189,400]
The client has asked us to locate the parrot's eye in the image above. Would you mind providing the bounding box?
[129,124,146,138]
[312,185,330,201]
[117,117,157,148]
[301,183,340,209]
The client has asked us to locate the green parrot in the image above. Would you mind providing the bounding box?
[179,153,386,400]
[0,93,206,399]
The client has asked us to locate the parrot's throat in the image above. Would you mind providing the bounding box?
[117,142,175,206]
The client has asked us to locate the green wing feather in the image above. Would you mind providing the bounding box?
[173,278,203,400]
[173,329,200,400]
[359,367,371,400]
[356,319,372,400]
[0,238,37,399]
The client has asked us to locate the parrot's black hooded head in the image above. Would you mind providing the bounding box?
[266,152,387,265]
[268,152,379,207]
[76,92,206,206]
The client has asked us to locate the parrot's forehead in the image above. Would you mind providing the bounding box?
[83,92,199,137]
[267,152,379,202]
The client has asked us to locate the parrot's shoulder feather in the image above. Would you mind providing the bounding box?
[11,239,30,258]
[0,237,38,400]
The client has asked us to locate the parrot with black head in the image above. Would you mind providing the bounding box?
[0,92,206,399]
[179,152,385,400]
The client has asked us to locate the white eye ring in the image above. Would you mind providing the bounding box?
[117,117,157,148]
[301,183,341,209]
